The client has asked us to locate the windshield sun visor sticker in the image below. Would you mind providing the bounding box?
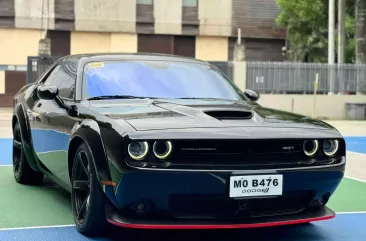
[88,62,105,68]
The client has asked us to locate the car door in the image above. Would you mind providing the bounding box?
[28,61,78,185]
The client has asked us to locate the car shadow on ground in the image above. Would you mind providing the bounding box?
[97,223,325,241]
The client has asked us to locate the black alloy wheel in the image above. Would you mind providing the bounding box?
[13,123,23,178]
[12,122,43,184]
[72,149,91,225]
[71,143,109,236]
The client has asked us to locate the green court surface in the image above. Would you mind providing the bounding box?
[0,166,73,228]
[0,166,365,229]
[327,178,366,212]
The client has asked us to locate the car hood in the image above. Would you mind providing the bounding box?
[87,99,335,131]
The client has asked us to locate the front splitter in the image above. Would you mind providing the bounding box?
[106,206,335,230]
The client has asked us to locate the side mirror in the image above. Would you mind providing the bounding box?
[37,85,58,100]
[244,89,260,102]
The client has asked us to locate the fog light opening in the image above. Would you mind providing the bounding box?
[130,200,152,215]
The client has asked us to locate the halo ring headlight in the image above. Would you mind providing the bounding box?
[323,140,339,157]
[153,141,173,159]
[303,140,319,157]
[128,142,149,161]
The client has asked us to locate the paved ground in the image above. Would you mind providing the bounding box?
[0,108,12,138]
[0,108,365,240]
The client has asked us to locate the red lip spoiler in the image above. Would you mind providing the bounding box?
[107,213,335,230]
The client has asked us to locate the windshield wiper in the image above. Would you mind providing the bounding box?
[176,97,230,100]
[88,95,155,100]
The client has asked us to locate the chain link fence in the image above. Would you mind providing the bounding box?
[246,62,366,94]
[209,61,234,81]
[208,61,366,94]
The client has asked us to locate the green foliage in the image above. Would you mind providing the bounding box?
[345,15,356,63]
[276,0,355,63]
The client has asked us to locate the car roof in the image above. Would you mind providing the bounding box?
[59,52,208,65]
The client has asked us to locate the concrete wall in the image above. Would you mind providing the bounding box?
[199,0,232,36]
[74,0,136,32]
[154,0,182,34]
[258,94,366,120]
[110,33,138,53]
[195,36,228,61]
[70,32,138,54]
[70,32,110,54]
[0,28,39,65]
[0,71,5,94]
[233,61,246,90]
[15,0,55,30]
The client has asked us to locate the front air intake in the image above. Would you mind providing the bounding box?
[203,110,253,120]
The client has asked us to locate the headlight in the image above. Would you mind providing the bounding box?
[303,140,319,157]
[128,142,149,160]
[323,140,339,157]
[153,141,173,159]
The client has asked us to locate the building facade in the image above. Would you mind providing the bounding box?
[0,0,286,65]
[0,0,286,105]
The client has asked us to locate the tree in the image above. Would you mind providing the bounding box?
[276,0,356,63]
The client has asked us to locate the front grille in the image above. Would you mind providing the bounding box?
[167,139,343,169]
[169,191,314,219]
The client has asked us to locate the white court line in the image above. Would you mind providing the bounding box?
[337,211,366,214]
[347,151,366,156]
[0,165,12,167]
[344,175,366,183]
[1,212,366,231]
[0,224,75,231]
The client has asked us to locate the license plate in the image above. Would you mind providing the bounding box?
[229,174,283,198]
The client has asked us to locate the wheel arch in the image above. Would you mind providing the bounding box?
[68,119,112,187]
[13,103,40,172]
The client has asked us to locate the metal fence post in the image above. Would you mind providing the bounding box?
[26,56,33,85]
[312,73,319,118]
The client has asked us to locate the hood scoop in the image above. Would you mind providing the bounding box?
[203,110,253,120]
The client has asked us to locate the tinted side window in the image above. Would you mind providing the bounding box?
[52,63,76,99]
[43,65,61,85]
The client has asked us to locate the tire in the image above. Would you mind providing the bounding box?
[12,122,43,184]
[71,142,109,236]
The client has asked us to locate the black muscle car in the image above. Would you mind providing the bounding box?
[12,53,345,236]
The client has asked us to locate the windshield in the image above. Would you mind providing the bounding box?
[84,61,246,100]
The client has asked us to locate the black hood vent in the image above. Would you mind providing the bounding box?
[203,110,253,120]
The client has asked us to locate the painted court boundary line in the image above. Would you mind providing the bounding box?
[0,212,365,231]
[344,175,366,183]
[347,151,366,156]
[0,224,75,231]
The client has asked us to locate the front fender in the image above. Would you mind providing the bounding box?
[69,119,120,207]
[14,103,40,172]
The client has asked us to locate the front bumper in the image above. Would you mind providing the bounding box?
[105,158,344,229]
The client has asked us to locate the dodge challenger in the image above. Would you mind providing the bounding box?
[11,53,345,236]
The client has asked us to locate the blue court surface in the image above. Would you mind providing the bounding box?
[344,137,366,154]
